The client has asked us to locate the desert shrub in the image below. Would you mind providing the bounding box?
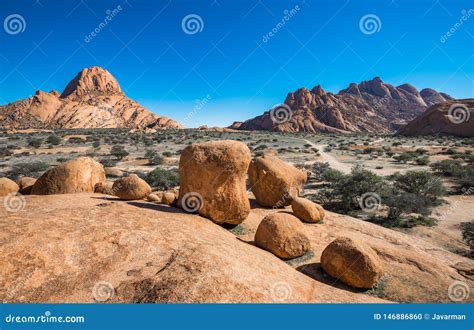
[162,151,173,157]
[314,165,384,213]
[0,148,13,157]
[28,138,43,148]
[431,159,464,176]
[458,167,474,192]
[145,168,180,190]
[460,221,474,257]
[92,141,101,148]
[390,170,446,200]
[110,145,129,160]
[99,158,118,167]
[46,135,61,146]
[8,161,49,179]
[150,154,165,165]
[415,156,430,166]
[393,152,416,163]
[68,137,85,144]
[311,162,330,180]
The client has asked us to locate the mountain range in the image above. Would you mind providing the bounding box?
[0,67,182,130]
[231,77,454,133]
[1,68,469,136]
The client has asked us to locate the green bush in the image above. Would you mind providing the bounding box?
[460,221,474,257]
[390,170,446,200]
[28,138,43,148]
[8,162,49,179]
[145,168,180,190]
[46,135,62,146]
[110,145,129,160]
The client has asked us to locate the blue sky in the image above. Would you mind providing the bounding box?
[0,0,473,127]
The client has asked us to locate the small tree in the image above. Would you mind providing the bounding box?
[28,139,43,148]
[390,170,446,200]
[145,168,180,190]
[46,135,61,146]
[110,145,129,160]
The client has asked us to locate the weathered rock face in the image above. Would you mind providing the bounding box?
[0,193,387,303]
[178,140,251,225]
[291,197,325,223]
[0,67,182,130]
[61,67,123,98]
[112,174,151,200]
[321,237,384,289]
[17,177,37,195]
[237,77,453,133]
[255,212,310,259]
[105,167,124,178]
[0,193,472,303]
[31,157,105,195]
[94,182,115,195]
[0,178,19,196]
[398,99,474,137]
[248,155,307,208]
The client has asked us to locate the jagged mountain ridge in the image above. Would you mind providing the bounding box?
[0,67,182,130]
[234,77,453,133]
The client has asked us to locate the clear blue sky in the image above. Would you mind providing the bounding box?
[0,0,473,127]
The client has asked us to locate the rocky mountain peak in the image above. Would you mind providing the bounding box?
[60,66,123,98]
[0,67,182,130]
[311,85,326,96]
[398,83,419,95]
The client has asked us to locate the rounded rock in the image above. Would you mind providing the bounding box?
[112,174,151,200]
[291,197,325,223]
[255,212,310,259]
[0,178,20,197]
[321,236,384,289]
[31,157,105,195]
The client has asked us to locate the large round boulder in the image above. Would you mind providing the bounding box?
[291,197,325,223]
[178,140,251,225]
[255,212,310,259]
[112,174,151,200]
[248,155,307,208]
[321,237,384,289]
[0,178,20,196]
[31,157,105,195]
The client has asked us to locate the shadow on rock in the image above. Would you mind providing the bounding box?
[297,263,363,294]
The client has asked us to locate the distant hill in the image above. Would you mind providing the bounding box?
[232,77,453,133]
[0,67,182,130]
[398,99,473,137]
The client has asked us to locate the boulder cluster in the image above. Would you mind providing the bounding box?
[0,139,384,290]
